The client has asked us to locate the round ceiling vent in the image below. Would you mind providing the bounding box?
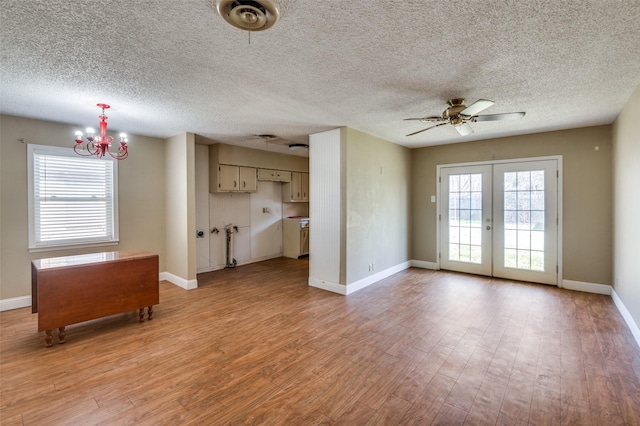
[216,0,280,31]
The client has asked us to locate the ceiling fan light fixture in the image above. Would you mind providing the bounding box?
[404,98,525,137]
[216,0,280,31]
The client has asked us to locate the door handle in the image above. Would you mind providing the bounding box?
[486,226,491,230]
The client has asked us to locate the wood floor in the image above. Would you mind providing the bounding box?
[1,258,639,425]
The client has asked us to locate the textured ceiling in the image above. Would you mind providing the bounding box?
[2,0,640,156]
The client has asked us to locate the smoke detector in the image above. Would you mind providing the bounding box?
[216,0,280,31]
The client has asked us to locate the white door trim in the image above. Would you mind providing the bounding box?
[439,164,493,276]
[436,155,563,285]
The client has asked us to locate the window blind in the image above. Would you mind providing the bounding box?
[30,146,118,249]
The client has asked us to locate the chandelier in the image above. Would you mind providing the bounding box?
[74,103,128,160]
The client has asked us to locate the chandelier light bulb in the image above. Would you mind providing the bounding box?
[72,104,129,160]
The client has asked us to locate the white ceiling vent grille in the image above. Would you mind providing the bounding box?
[216,0,280,31]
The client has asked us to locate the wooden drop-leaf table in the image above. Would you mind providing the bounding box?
[31,250,159,347]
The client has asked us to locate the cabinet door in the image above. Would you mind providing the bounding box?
[277,171,291,182]
[291,172,302,201]
[257,169,277,181]
[219,165,239,191]
[283,172,300,201]
[301,228,309,255]
[301,173,309,201]
[239,167,257,191]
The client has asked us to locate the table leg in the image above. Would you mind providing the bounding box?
[58,326,66,344]
[139,308,145,323]
[45,330,53,347]
[147,306,153,321]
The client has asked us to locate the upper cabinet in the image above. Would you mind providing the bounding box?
[213,164,257,192]
[208,143,308,196]
[257,169,291,182]
[283,172,309,202]
[239,167,257,191]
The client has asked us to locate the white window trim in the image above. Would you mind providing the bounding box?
[27,144,119,252]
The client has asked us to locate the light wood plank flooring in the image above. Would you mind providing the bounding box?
[1,257,639,425]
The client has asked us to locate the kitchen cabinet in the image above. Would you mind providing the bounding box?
[301,173,309,202]
[282,172,309,202]
[283,218,309,258]
[239,167,257,191]
[212,165,257,192]
[257,169,291,182]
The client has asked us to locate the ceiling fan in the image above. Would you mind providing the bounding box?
[404,98,525,137]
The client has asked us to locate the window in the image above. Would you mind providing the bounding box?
[28,144,119,251]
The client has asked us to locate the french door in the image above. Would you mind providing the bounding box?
[439,159,559,285]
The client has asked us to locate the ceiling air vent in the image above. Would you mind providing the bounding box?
[216,0,280,31]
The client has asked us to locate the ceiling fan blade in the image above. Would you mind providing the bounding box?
[406,122,448,136]
[403,116,443,122]
[461,99,495,116]
[454,122,474,136]
[473,112,526,122]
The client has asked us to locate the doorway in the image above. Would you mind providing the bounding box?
[438,157,561,285]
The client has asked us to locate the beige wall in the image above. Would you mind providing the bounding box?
[164,133,197,283]
[412,125,612,285]
[0,115,166,301]
[210,142,309,172]
[345,128,412,284]
[613,84,640,328]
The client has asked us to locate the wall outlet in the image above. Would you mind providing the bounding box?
[368,262,374,271]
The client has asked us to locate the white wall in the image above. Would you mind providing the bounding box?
[309,128,345,292]
[209,192,251,268]
[250,181,283,260]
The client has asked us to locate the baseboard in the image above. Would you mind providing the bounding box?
[562,279,611,295]
[611,289,640,349]
[308,277,346,295]
[0,295,32,312]
[160,271,198,290]
[345,261,411,295]
[309,261,412,296]
[411,260,439,270]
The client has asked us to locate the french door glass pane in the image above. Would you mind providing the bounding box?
[449,173,482,264]
[503,171,545,271]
